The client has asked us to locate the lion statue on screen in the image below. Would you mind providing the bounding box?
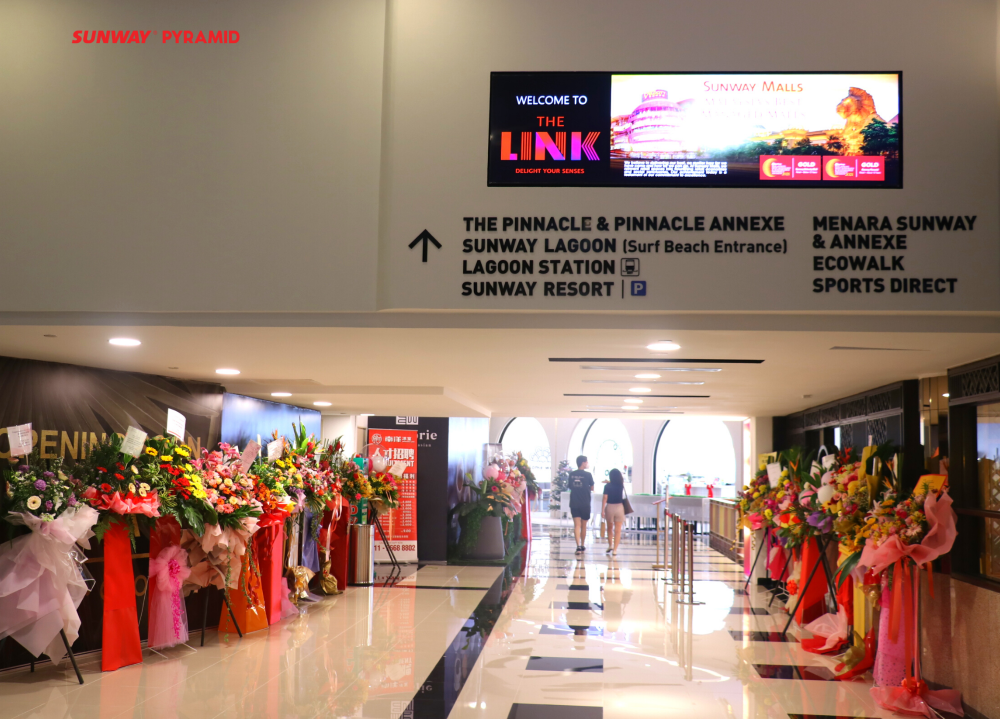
[836,87,885,155]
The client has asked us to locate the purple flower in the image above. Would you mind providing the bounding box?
[43,471,55,478]
[68,495,78,506]
[806,512,832,534]
[45,500,53,510]
[34,479,46,491]
[18,466,28,473]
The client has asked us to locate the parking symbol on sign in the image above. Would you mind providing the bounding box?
[631,280,646,296]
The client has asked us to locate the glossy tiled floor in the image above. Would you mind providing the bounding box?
[1,525,905,718]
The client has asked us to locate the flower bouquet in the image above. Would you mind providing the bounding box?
[133,436,216,650]
[136,436,218,534]
[514,452,540,498]
[852,475,960,717]
[182,444,262,594]
[79,435,162,540]
[368,471,400,515]
[738,462,776,530]
[0,456,99,664]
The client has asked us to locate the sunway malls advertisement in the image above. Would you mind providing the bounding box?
[488,72,901,188]
[367,429,418,562]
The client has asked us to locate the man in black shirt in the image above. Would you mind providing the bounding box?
[568,455,595,554]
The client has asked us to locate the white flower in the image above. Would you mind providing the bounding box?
[26,496,41,510]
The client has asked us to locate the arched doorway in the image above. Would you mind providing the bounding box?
[499,417,552,498]
[654,418,736,496]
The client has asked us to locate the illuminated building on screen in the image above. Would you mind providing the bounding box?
[611,90,699,158]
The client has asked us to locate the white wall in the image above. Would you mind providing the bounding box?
[0,0,386,313]
[321,415,359,456]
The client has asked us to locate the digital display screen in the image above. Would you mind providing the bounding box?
[488,72,901,188]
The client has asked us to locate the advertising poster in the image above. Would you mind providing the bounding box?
[489,71,901,188]
[367,428,418,562]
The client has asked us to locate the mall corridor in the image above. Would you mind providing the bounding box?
[2,523,885,718]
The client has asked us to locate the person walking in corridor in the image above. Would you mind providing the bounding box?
[568,455,594,554]
[602,468,626,556]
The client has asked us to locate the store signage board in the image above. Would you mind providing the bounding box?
[166,409,186,440]
[121,426,148,457]
[7,423,32,457]
[367,428,418,562]
[240,441,260,473]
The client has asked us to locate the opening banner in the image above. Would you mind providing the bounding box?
[367,429,418,562]
[488,71,901,188]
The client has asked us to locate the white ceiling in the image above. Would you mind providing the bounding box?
[0,324,995,419]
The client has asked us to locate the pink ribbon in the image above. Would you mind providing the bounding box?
[854,492,957,579]
[149,544,191,594]
[871,681,964,718]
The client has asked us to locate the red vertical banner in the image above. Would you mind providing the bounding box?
[101,521,143,671]
[367,429,418,562]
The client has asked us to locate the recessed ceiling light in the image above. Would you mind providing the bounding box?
[635,373,661,379]
[942,393,950,398]
[624,398,643,404]
[621,405,638,410]
[360,413,375,417]
[271,392,292,397]
[647,341,680,352]
[109,338,141,347]
[314,401,332,407]
[215,368,240,375]
[629,387,652,393]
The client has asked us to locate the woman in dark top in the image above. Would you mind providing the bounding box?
[601,468,626,556]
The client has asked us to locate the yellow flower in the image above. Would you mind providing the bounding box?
[161,455,173,462]
[139,483,150,491]
[229,496,239,505]
[759,462,767,472]
[131,465,139,475]
[128,483,136,494]
[138,487,148,497]
[185,464,194,472]
[145,447,158,456]
[275,460,285,468]
[776,491,785,499]
[764,509,773,519]
[847,480,859,494]
[175,448,190,457]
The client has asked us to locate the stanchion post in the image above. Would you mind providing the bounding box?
[688,522,704,605]
[663,513,678,585]
[670,519,688,594]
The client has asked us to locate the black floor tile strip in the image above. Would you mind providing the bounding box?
[404,571,513,719]
[526,656,603,673]
[508,703,603,719]
[752,663,837,681]
[728,630,795,642]
[389,584,493,590]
